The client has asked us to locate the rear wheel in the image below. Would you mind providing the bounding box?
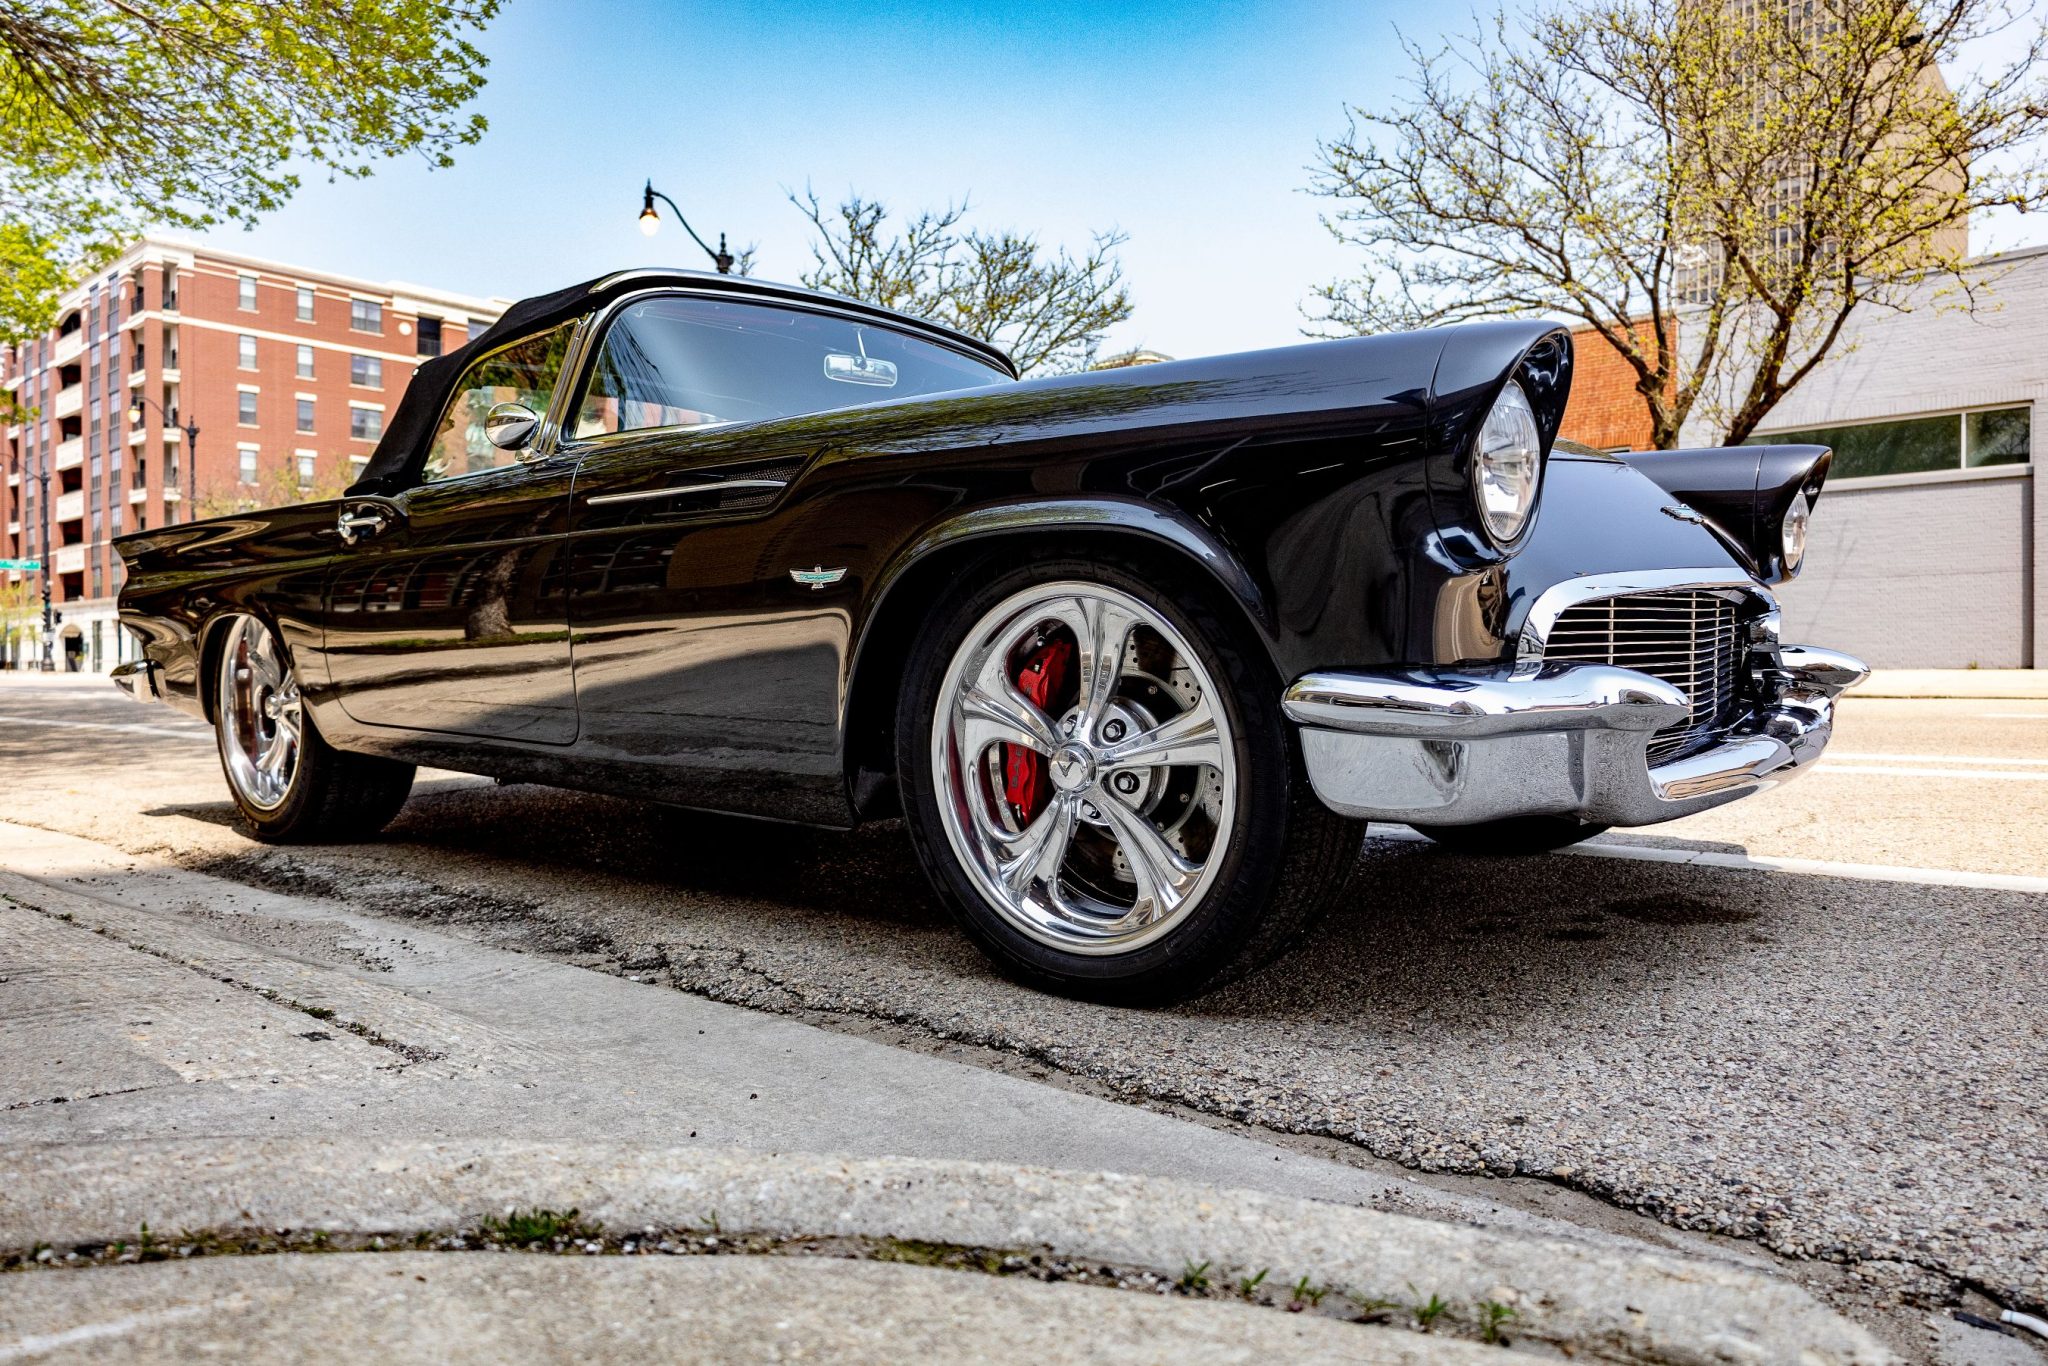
[213,614,414,842]
[1410,815,1610,856]
[896,553,1360,1004]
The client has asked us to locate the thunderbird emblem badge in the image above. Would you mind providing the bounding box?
[790,566,847,590]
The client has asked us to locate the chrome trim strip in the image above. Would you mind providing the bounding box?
[1515,567,1767,662]
[583,479,788,507]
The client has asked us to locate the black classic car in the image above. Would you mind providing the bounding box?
[112,269,1866,1002]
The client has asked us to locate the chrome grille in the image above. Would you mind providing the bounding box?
[1540,590,1743,762]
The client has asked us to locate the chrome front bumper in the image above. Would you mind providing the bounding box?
[1282,644,1868,828]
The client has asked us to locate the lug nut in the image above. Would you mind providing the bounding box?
[1114,773,1139,795]
[1103,719,1126,741]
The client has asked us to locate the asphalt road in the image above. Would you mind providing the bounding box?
[2,675,2044,1331]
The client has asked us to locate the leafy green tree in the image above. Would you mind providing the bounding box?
[1308,0,2048,447]
[0,0,501,342]
[0,577,39,667]
[793,189,1133,375]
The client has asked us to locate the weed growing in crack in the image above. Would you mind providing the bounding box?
[1411,1289,1450,1331]
[1289,1275,1329,1310]
[479,1208,600,1248]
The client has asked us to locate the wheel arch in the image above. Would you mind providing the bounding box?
[193,606,288,725]
[840,498,1275,820]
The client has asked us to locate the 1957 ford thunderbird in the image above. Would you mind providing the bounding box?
[112,269,1866,1003]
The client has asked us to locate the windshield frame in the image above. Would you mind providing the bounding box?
[553,286,1016,450]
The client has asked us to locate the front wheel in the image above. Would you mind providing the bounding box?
[212,614,415,842]
[1410,815,1610,856]
[896,554,1361,1005]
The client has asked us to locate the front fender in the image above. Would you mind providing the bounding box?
[838,495,1278,817]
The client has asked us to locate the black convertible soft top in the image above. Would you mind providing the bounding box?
[348,269,1017,494]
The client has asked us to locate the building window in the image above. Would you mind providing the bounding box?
[417,317,443,357]
[350,354,382,388]
[1752,405,2033,479]
[238,275,258,311]
[239,449,257,484]
[296,286,315,322]
[297,452,316,489]
[238,334,257,370]
[296,398,315,433]
[238,391,258,425]
[350,298,382,333]
[350,405,383,441]
[296,344,314,379]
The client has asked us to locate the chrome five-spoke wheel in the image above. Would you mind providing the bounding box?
[218,614,303,811]
[208,614,415,842]
[930,582,1238,955]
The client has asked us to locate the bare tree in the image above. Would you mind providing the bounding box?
[1309,0,2048,447]
[793,189,1133,375]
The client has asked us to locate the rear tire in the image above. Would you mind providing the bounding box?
[1410,815,1609,856]
[212,614,414,842]
[895,550,1361,1005]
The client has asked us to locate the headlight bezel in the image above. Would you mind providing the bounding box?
[1470,379,1546,548]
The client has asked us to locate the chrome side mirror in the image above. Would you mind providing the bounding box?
[483,401,542,453]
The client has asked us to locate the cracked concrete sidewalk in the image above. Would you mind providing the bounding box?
[0,817,1705,1236]
[0,819,1893,1362]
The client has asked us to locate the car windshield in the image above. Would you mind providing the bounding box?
[573,295,1011,439]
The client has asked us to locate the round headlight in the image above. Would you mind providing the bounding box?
[1473,380,1543,545]
[1781,500,1810,573]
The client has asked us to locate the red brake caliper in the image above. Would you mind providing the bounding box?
[1003,638,1073,824]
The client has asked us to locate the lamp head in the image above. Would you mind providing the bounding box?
[639,182,660,237]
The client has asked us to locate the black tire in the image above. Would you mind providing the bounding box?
[1410,815,1609,856]
[895,549,1362,1005]
[211,615,415,842]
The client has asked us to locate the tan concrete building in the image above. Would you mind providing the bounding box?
[1,237,506,671]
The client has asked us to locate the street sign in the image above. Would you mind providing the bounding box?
[0,559,40,571]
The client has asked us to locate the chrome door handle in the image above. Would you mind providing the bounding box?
[337,506,395,545]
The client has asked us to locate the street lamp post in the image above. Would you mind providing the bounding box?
[35,453,51,672]
[128,394,199,518]
[637,180,736,274]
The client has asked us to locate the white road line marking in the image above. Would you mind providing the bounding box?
[0,715,207,739]
[1828,751,2048,766]
[1815,763,2048,782]
[1370,825,2048,893]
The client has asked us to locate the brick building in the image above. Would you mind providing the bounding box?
[1,237,505,672]
[1556,320,1663,452]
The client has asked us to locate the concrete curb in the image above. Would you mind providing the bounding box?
[1857,670,2048,700]
[0,1139,1891,1364]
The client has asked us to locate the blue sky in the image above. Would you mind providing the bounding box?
[191,0,2048,360]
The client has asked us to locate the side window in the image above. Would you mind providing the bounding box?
[422,323,575,482]
[571,294,1010,441]
[574,304,724,439]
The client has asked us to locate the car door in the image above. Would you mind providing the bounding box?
[323,323,583,743]
[558,293,872,820]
